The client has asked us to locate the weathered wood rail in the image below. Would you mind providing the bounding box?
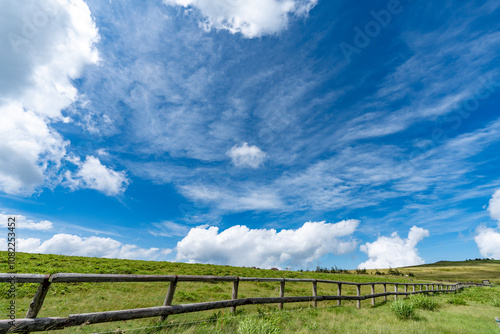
[0,273,488,333]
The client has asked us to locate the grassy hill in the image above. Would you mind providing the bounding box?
[1,252,499,333]
[400,259,500,284]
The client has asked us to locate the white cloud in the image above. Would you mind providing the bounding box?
[165,0,318,38]
[0,213,53,230]
[0,233,171,260]
[474,226,500,259]
[474,190,500,259]
[0,102,68,195]
[65,156,129,196]
[0,0,99,195]
[227,142,267,168]
[358,226,430,269]
[487,189,500,224]
[176,220,359,268]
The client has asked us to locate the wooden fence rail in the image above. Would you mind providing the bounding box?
[0,273,489,333]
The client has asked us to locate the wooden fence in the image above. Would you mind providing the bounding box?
[0,273,488,333]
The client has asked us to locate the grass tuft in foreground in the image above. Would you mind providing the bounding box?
[237,317,282,334]
[390,299,416,320]
[410,294,439,311]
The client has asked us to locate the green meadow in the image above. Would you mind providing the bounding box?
[1,252,499,333]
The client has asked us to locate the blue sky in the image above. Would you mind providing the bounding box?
[1,0,499,269]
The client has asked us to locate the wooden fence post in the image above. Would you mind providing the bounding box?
[23,273,51,334]
[420,284,422,291]
[337,283,342,306]
[356,284,361,309]
[394,284,398,300]
[279,279,285,310]
[231,277,239,313]
[312,280,318,308]
[371,284,375,306]
[404,284,408,294]
[412,285,415,292]
[160,276,178,322]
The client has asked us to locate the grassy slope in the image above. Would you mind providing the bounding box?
[401,260,500,284]
[1,252,499,333]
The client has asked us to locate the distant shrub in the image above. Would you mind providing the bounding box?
[411,294,439,310]
[388,268,404,276]
[313,266,350,274]
[391,300,416,320]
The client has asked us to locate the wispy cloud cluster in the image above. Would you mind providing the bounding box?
[358,226,430,269]
[164,0,318,38]
[176,220,359,268]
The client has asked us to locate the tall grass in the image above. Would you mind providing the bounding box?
[1,252,500,333]
[410,294,439,310]
[237,317,281,334]
[390,299,416,320]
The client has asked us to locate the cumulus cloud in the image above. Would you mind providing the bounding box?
[0,213,53,230]
[165,0,318,38]
[227,142,267,168]
[0,234,171,260]
[358,226,430,269]
[0,0,99,195]
[0,103,68,195]
[176,220,359,268]
[65,156,129,196]
[474,191,500,259]
[474,226,500,259]
[487,189,500,224]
